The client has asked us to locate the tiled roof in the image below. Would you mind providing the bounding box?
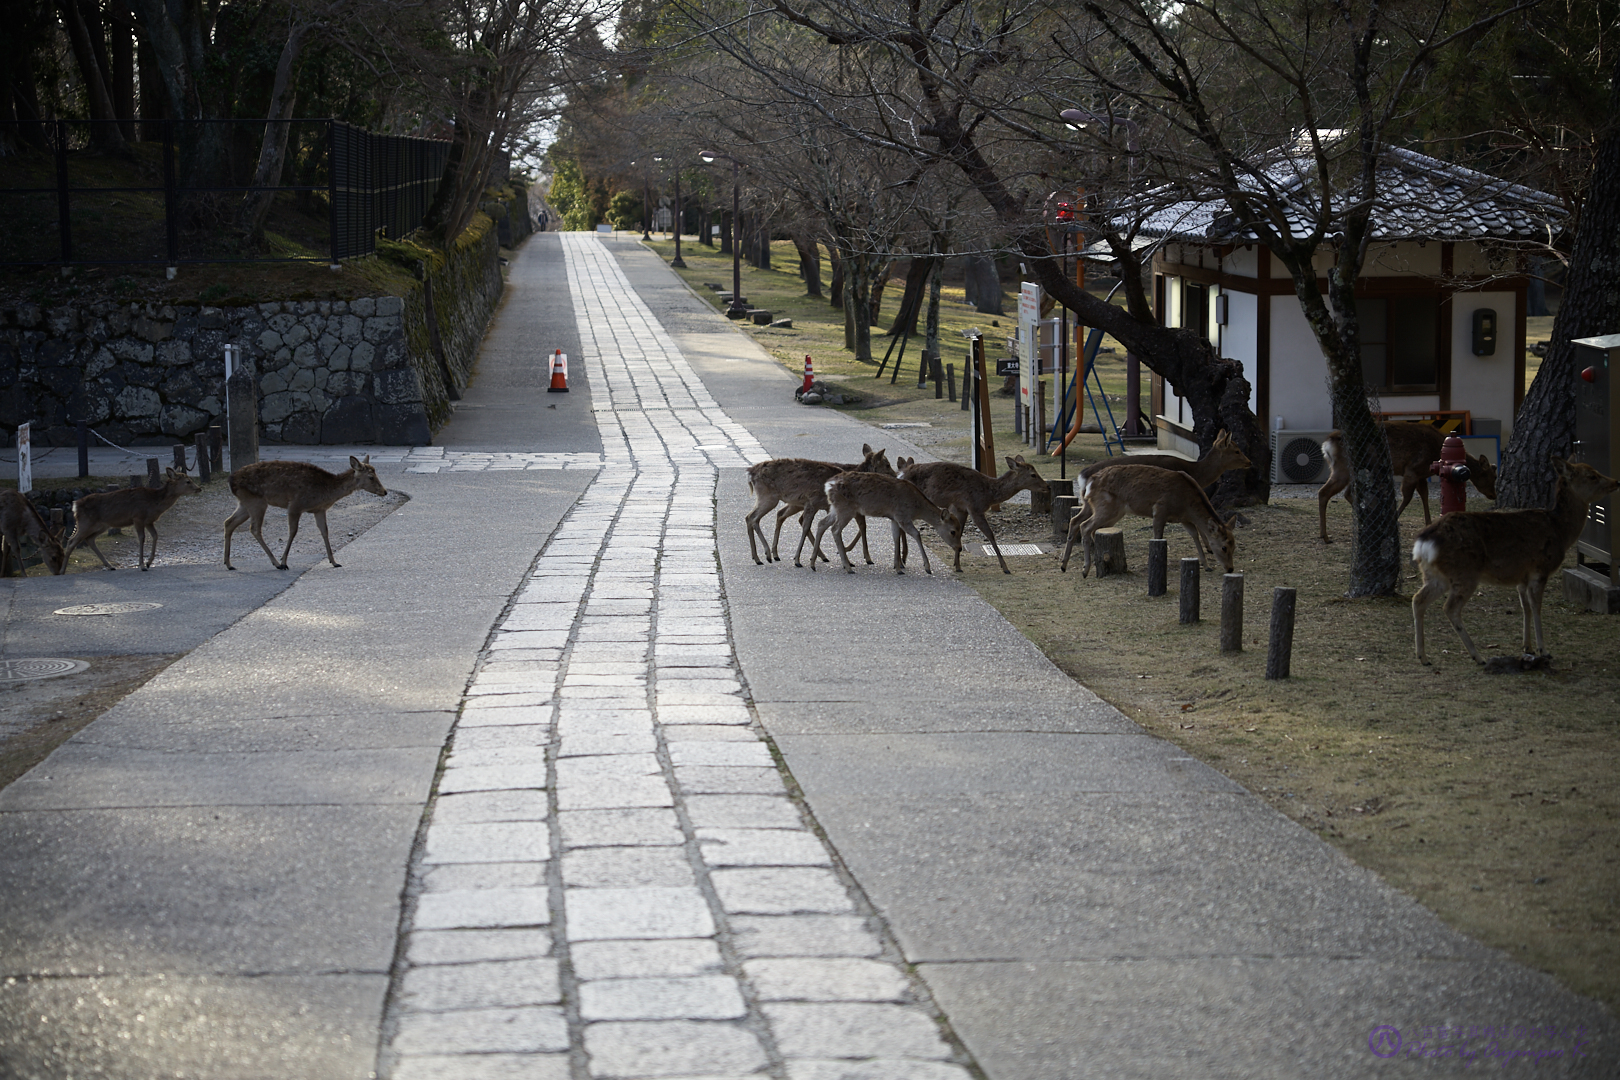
[1134,146,1563,244]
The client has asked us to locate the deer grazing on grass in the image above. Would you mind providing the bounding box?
[1318,423,1498,541]
[1076,430,1251,510]
[1412,457,1617,664]
[813,472,963,574]
[1061,463,1235,576]
[745,445,895,567]
[224,455,387,570]
[0,490,67,576]
[895,455,1050,573]
[64,467,201,571]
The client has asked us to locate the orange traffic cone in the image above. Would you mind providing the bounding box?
[802,354,814,392]
[548,349,570,393]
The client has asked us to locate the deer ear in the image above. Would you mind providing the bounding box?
[863,444,874,455]
[351,455,362,469]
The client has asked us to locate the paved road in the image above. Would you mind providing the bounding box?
[1,233,1614,1079]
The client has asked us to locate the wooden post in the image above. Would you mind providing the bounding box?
[947,362,957,403]
[77,420,89,478]
[933,354,944,399]
[1179,557,1200,623]
[960,359,971,410]
[1266,587,1297,679]
[194,432,211,483]
[1147,538,1168,596]
[172,444,186,473]
[226,366,259,469]
[973,335,995,476]
[1221,573,1244,653]
[146,458,160,487]
[129,474,141,490]
[208,426,224,474]
[1093,528,1128,577]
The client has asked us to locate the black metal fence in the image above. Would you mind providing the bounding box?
[0,118,450,267]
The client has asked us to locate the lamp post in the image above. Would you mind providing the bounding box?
[642,163,654,241]
[671,169,686,268]
[700,150,747,319]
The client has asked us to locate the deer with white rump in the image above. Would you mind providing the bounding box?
[1061,463,1235,576]
[1318,423,1499,541]
[814,472,962,574]
[895,455,1051,573]
[744,445,894,567]
[224,455,387,570]
[1412,457,1617,664]
[64,467,202,571]
[0,490,67,576]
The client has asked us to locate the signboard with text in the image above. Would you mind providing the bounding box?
[16,422,30,495]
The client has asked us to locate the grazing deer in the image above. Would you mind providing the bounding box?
[1318,423,1498,540]
[0,490,67,576]
[744,445,894,567]
[1078,430,1251,506]
[1412,457,1617,664]
[64,467,201,571]
[1061,463,1235,576]
[814,472,963,574]
[895,455,1051,573]
[224,455,387,570]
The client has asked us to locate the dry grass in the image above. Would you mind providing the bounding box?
[643,237,1620,1013]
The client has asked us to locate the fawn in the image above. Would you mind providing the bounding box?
[1061,463,1235,576]
[1319,423,1498,540]
[745,445,895,567]
[814,472,963,574]
[224,455,387,570]
[895,455,1050,573]
[0,490,67,576]
[64,467,201,571]
[1412,457,1617,664]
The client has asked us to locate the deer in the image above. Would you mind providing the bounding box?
[1076,430,1251,510]
[0,490,67,576]
[813,472,963,575]
[1318,423,1498,541]
[224,455,387,571]
[1061,463,1235,577]
[894,454,1051,573]
[63,467,201,571]
[744,445,895,567]
[1412,457,1617,664]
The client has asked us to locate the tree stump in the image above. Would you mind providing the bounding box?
[1093,527,1128,577]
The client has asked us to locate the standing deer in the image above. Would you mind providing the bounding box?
[224,455,387,570]
[814,472,963,574]
[1318,423,1498,541]
[1077,431,1251,508]
[1061,463,1235,576]
[744,445,894,567]
[64,467,201,571]
[1412,457,1617,664]
[0,490,67,576]
[895,455,1051,573]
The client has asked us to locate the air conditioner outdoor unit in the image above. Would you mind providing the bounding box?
[1270,429,1338,484]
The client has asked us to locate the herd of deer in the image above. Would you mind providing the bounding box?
[745,422,1618,666]
[0,455,387,578]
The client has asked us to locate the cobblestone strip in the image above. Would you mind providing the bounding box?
[381,234,972,1080]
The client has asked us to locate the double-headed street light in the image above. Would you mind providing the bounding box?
[699,150,747,319]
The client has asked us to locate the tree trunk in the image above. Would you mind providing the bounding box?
[1499,54,1620,509]
[137,37,165,140]
[828,246,844,308]
[236,24,306,248]
[868,256,890,326]
[793,232,822,296]
[924,255,944,360]
[849,252,874,360]
[59,0,125,151]
[889,255,934,336]
[108,12,137,142]
[964,254,1004,314]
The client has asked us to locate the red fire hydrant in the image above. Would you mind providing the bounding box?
[1429,434,1471,515]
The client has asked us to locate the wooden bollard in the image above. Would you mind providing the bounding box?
[960,363,971,410]
[1147,538,1168,596]
[172,443,187,473]
[946,363,957,403]
[1094,528,1128,577]
[1266,587,1297,679]
[146,458,161,487]
[1221,573,1244,653]
[1179,557,1200,623]
[208,425,224,474]
[194,432,211,483]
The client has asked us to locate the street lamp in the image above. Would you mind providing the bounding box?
[700,150,747,319]
[670,168,686,268]
[642,159,655,241]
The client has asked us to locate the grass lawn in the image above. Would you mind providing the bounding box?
[645,234,1620,1013]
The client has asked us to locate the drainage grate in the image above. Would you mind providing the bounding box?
[54,602,164,616]
[989,544,1045,556]
[0,658,90,682]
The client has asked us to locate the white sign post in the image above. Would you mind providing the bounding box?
[16,422,31,495]
[1018,283,1042,440]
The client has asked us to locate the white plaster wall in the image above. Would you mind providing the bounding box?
[1363,242,1442,277]
[1219,290,1261,416]
[1224,247,1260,278]
[1269,300,1333,431]
[1449,290,1518,436]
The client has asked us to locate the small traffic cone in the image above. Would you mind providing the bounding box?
[802,354,814,393]
[548,349,570,393]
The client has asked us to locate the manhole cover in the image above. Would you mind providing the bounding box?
[0,658,90,682]
[54,602,164,617]
[989,544,1045,556]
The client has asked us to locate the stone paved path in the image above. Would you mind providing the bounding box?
[380,234,974,1079]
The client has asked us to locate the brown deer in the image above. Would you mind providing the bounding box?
[64,467,201,571]
[1077,430,1251,508]
[0,490,67,576]
[224,455,387,570]
[895,455,1051,573]
[1318,423,1498,541]
[813,472,963,574]
[744,445,894,567]
[1412,457,1617,664]
[1061,463,1235,576]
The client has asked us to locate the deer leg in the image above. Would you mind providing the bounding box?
[972,509,1008,573]
[1520,577,1549,655]
[139,522,159,570]
[277,510,304,570]
[809,511,834,573]
[1317,474,1348,541]
[223,504,253,569]
[314,510,339,567]
[856,516,875,565]
[745,500,774,565]
[830,512,857,573]
[770,503,797,562]
[1412,569,1449,662]
[1182,521,1212,568]
[889,519,905,573]
[1396,476,1420,519]
[902,519,930,574]
[796,507,825,568]
[1441,579,1485,663]
[246,507,281,569]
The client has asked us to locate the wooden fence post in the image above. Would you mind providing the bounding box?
[1221,573,1244,653]
[1267,587,1297,679]
[1147,538,1168,596]
[1179,557,1200,623]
